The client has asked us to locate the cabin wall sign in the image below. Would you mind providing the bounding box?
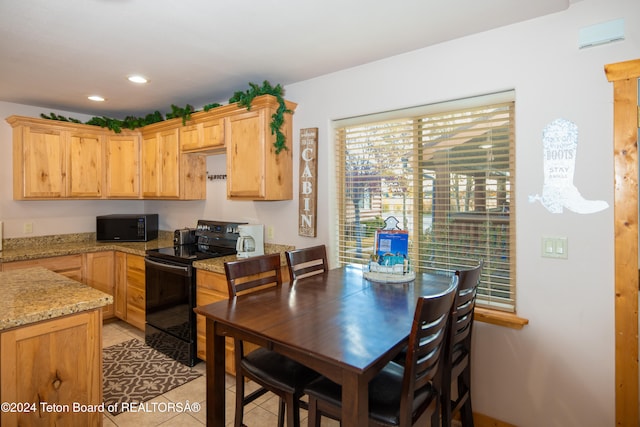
[298,128,318,237]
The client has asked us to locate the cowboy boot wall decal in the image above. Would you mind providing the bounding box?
[529,118,609,214]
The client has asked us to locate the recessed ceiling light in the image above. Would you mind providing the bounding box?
[88,95,105,102]
[128,75,148,84]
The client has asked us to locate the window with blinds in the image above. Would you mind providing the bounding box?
[335,92,516,311]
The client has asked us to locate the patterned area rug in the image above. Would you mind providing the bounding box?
[103,339,201,415]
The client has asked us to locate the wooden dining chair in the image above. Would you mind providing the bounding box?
[303,275,459,427]
[224,253,320,427]
[441,260,484,427]
[285,245,329,282]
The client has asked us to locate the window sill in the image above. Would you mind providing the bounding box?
[474,307,529,330]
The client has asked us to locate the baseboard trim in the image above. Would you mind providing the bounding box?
[452,412,516,427]
[474,412,517,427]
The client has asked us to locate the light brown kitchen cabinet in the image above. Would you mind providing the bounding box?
[141,128,180,198]
[8,117,104,199]
[2,254,83,282]
[68,130,104,198]
[114,252,146,329]
[226,96,296,200]
[195,264,289,373]
[114,251,128,320]
[8,115,141,200]
[180,116,225,154]
[84,251,115,319]
[181,153,207,200]
[0,309,103,426]
[8,94,295,201]
[125,254,146,331]
[195,269,235,372]
[141,123,206,200]
[16,122,66,198]
[105,133,141,198]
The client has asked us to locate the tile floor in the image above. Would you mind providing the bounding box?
[101,320,339,427]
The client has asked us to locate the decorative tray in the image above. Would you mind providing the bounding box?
[363,270,416,284]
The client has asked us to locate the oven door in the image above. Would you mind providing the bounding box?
[144,256,197,366]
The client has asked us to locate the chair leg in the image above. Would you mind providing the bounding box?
[460,401,474,427]
[284,394,299,427]
[430,400,441,427]
[235,372,245,427]
[307,396,321,427]
[458,366,474,427]
[292,399,302,427]
[277,397,286,427]
[440,382,452,427]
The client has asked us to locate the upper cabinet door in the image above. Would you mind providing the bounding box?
[202,118,225,151]
[141,132,159,197]
[68,132,104,198]
[180,116,225,154]
[20,126,66,199]
[105,134,141,198]
[225,96,296,201]
[158,129,180,198]
[226,109,266,199]
[142,128,181,199]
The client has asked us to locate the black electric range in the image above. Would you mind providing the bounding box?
[144,220,245,366]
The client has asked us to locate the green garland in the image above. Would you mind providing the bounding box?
[228,81,291,154]
[40,80,291,153]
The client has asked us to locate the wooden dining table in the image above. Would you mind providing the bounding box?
[194,264,453,427]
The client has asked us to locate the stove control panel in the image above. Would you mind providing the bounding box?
[194,220,246,250]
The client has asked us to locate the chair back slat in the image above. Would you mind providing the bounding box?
[224,253,283,297]
[286,245,328,281]
[413,324,447,391]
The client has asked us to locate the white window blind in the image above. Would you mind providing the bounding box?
[335,93,516,311]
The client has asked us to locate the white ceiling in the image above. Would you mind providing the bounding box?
[0,0,572,118]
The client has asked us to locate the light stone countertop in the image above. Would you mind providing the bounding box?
[0,233,175,263]
[0,232,295,275]
[192,244,294,274]
[0,233,295,331]
[0,267,113,331]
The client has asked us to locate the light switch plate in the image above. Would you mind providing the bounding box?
[542,236,568,259]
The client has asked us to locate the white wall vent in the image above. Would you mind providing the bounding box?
[578,18,625,49]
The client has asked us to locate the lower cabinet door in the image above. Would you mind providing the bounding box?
[0,309,103,426]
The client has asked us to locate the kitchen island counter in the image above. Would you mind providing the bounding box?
[0,267,110,426]
[0,266,112,331]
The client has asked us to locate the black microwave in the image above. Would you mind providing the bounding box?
[96,214,159,242]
